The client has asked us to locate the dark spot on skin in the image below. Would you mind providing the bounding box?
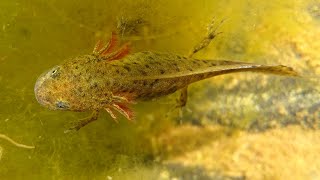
[145,64,150,68]
[75,65,79,69]
[90,82,98,89]
[121,89,128,93]
[84,56,91,61]
[77,87,83,93]
[123,65,131,72]
[52,85,58,90]
[192,61,201,66]
[187,67,193,71]
[160,69,165,74]
[143,81,148,86]
[211,62,217,66]
[172,62,180,72]
[133,62,138,65]
[150,79,159,86]
[139,70,147,76]
[169,85,178,91]
[116,69,120,74]
[161,58,171,63]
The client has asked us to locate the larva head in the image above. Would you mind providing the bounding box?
[35,64,75,111]
[34,55,100,111]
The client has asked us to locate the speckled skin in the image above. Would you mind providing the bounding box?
[34,35,298,131]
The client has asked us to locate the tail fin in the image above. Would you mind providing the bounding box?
[194,61,299,78]
[129,59,299,80]
[233,64,299,77]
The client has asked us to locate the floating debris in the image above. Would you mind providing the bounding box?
[0,133,34,149]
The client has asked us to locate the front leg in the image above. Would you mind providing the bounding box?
[165,86,189,122]
[64,110,99,133]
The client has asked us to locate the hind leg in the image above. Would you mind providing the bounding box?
[177,18,224,108]
[177,86,188,108]
[188,18,225,57]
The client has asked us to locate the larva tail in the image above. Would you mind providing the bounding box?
[247,65,299,77]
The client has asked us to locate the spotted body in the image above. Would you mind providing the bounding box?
[34,33,298,131]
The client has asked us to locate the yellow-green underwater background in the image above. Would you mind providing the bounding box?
[0,0,320,179]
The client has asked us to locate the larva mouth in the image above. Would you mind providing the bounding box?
[34,72,54,109]
[34,78,49,108]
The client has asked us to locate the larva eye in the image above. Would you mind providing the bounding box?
[55,101,69,110]
[50,66,60,78]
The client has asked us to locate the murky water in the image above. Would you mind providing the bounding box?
[0,0,319,179]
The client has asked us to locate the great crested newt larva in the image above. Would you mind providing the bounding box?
[34,31,298,131]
